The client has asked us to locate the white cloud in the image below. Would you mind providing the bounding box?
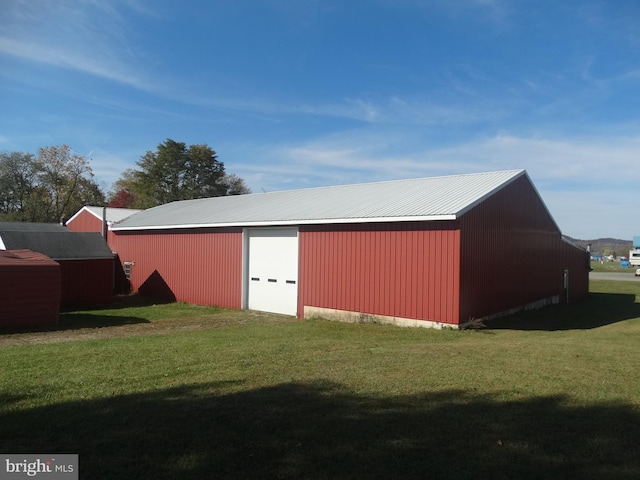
[264,131,638,183]
[541,188,635,240]
[0,36,146,88]
[232,130,638,238]
[0,0,157,91]
[89,149,142,191]
[448,134,640,185]
[185,91,494,128]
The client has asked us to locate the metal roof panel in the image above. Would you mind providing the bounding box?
[112,170,527,230]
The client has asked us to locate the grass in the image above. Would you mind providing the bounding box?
[1,281,639,479]
[589,260,637,273]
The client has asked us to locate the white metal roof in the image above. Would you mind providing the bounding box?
[66,206,143,225]
[111,170,529,231]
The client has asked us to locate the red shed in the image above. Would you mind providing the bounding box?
[0,250,61,328]
[109,170,589,328]
[0,222,115,307]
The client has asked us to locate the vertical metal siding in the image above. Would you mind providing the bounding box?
[58,258,114,306]
[0,251,61,327]
[458,175,588,321]
[66,210,102,233]
[106,175,588,323]
[109,228,243,308]
[561,240,590,302]
[299,222,460,325]
[66,210,112,242]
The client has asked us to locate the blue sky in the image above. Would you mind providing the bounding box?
[1,0,639,240]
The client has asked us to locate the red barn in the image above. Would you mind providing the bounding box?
[110,170,589,328]
[0,250,61,328]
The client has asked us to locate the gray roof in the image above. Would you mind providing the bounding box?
[112,170,533,231]
[0,222,69,233]
[0,223,113,260]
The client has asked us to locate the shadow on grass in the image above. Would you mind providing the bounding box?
[57,293,177,330]
[486,292,640,330]
[0,295,167,335]
[56,312,151,330]
[1,381,639,480]
[0,314,151,335]
[63,293,174,312]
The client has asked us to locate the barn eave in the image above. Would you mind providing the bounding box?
[110,214,459,231]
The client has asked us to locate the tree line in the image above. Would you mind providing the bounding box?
[0,139,250,223]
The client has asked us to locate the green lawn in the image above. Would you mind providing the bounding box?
[590,260,637,273]
[1,280,639,479]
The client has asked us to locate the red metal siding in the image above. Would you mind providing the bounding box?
[58,258,114,307]
[109,228,243,308]
[0,250,61,328]
[104,175,588,326]
[66,210,112,242]
[458,175,588,321]
[299,222,461,325]
[560,240,590,303]
[66,210,102,233]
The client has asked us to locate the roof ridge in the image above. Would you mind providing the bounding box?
[248,169,525,196]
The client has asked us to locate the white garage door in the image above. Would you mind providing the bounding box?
[246,228,299,316]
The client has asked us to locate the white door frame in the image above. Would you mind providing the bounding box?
[242,227,299,315]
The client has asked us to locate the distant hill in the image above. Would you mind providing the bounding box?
[566,237,633,257]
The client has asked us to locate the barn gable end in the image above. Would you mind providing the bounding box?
[66,206,142,242]
[457,173,586,323]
